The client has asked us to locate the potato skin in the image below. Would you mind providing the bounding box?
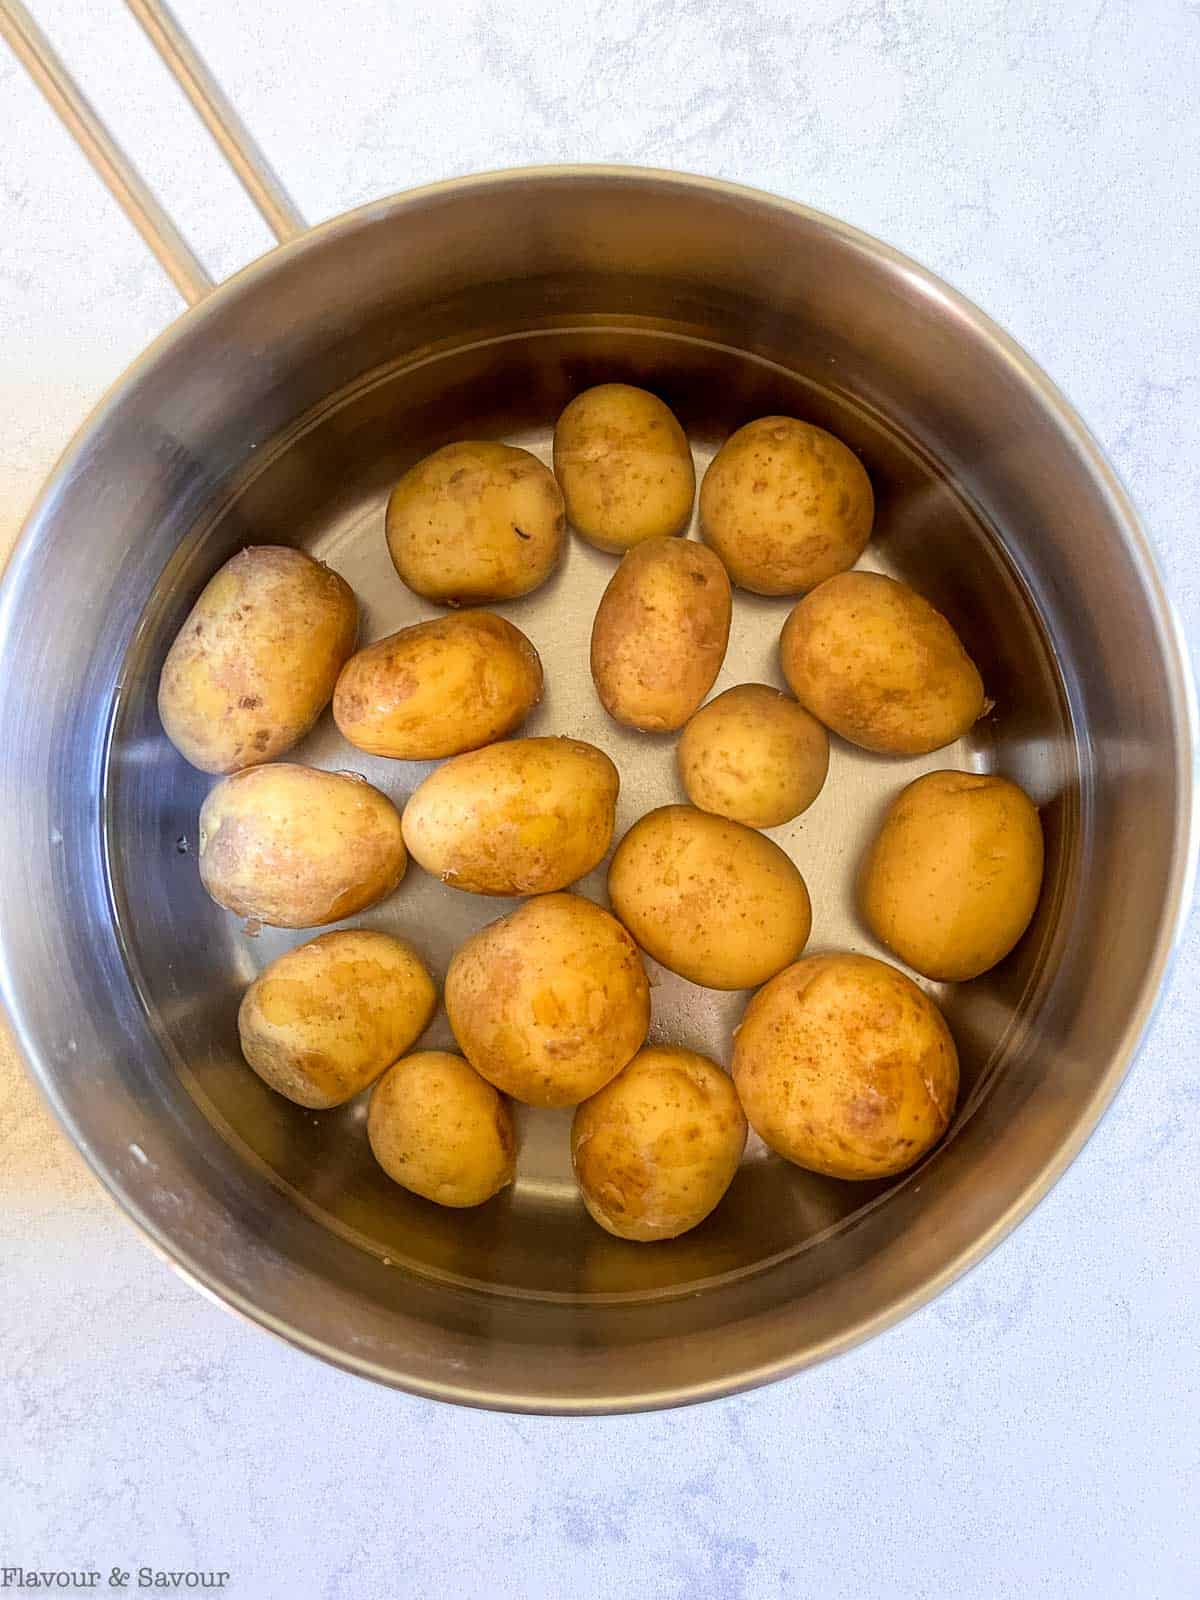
[401,736,619,896]
[780,571,986,755]
[445,892,650,1107]
[678,683,829,828]
[332,611,543,760]
[699,416,874,595]
[385,441,564,605]
[571,1046,747,1241]
[553,384,695,554]
[368,1051,516,1207]
[607,804,812,990]
[198,763,407,928]
[732,952,959,1180]
[859,770,1045,981]
[590,537,732,732]
[238,930,436,1108]
[158,545,357,774]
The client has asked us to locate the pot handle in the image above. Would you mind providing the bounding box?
[0,0,305,306]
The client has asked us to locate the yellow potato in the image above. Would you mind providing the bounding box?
[699,416,874,595]
[385,441,564,604]
[780,571,986,755]
[333,610,543,760]
[158,545,357,774]
[571,1046,747,1241]
[859,769,1045,981]
[238,930,436,1108]
[732,952,959,1180]
[607,804,811,989]
[401,736,619,896]
[368,1051,516,1207]
[553,384,695,553]
[677,683,829,828]
[445,892,650,1107]
[590,537,732,731]
[198,763,407,928]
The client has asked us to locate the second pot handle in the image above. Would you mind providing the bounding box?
[0,0,306,307]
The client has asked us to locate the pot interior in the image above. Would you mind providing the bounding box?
[105,322,1073,1302]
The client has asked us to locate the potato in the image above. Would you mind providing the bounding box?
[402,736,618,896]
[553,384,695,553]
[859,769,1045,982]
[699,416,874,595]
[333,610,543,760]
[590,537,732,731]
[445,892,650,1107]
[607,804,811,989]
[368,1051,516,1207]
[780,571,986,755]
[238,930,436,1108]
[571,1046,747,1241]
[385,441,564,605]
[677,683,829,828]
[158,545,357,774]
[198,763,407,927]
[732,952,959,1180]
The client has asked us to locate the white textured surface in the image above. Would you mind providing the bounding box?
[2,1,1199,1595]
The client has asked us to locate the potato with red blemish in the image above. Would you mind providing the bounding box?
[732,952,959,1180]
[238,929,436,1108]
[553,383,695,554]
[445,892,650,1107]
[590,537,732,731]
[333,610,543,760]
[401,736,619,896]
[385,441,565,605]
[571,1046,747,1241]
[368,1051,516,1207]
[198,763,407,928]
[158,545,358,774]
[699,416,874,595]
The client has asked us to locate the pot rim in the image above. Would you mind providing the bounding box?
[2,164,1195,1412]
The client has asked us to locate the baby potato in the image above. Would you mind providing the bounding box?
[402,736,619,896]
[677,683,829,828]
[590,537,732,731]
[571,1046,747,1241]
[238,930,436,1108]
[333,610,543,760]
[553,384,695,553]
[699,416,874,595]
[859,769,1045,981]
[368,1051,516,1207]
[445,892,650,1107]
[607,804,811,990]
[780,570,986,755]
[158,545,357,774]
[732,952,959,1180]
[385,441,564,605]
[198,763,407,928]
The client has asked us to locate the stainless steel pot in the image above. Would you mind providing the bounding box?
[1,1,1194,1413]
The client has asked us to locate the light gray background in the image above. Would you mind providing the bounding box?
[2,2,1198,1596]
